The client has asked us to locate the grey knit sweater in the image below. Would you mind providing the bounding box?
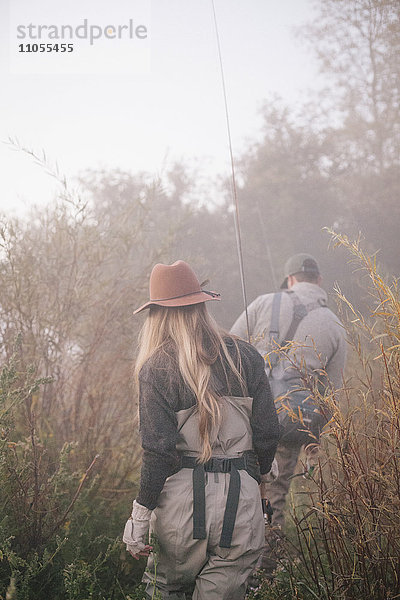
[136,337,280,510]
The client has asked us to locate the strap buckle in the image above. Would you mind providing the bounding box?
[205,457,231,473]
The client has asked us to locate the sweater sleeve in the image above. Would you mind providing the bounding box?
[244,344,280,474]
[136,371,180,510]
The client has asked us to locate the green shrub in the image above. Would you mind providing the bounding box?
[0,346,146,600]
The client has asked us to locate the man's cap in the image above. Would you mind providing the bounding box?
[280,253,320,289]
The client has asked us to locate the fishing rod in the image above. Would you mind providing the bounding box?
[255,200,278,290]
[211,4,275,526]
[211,0,251,343]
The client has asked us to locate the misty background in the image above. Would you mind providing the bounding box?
[0,2,399,598]
[1,0,319,215]
[2,0,399,329]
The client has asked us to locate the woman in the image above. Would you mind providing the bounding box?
[123,260,279,600]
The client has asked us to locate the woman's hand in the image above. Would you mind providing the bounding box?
[260,458,279,485]
[259,458,279,499]
[123,500,152,559]
[127,543,153,560]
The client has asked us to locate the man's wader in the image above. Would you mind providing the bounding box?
[143,396,265,600]
[265,291,328,529]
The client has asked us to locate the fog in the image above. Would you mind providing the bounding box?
[0,2,399,597]
[1,0,398,328]
[0,0,319,214]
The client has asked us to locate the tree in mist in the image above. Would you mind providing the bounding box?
[305,0,400,173]
[202,0,400,329]
[303,0,400,276]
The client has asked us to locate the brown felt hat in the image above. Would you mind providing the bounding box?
[134,260,220,314]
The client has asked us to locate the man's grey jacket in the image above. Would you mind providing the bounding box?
[230,282,346,393]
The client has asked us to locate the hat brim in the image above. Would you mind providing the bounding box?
[134,290,220,315]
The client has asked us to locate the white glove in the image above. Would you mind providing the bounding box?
[260,458,279,483]
[123,500,152,554]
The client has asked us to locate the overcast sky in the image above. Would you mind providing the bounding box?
[0,0,320,216]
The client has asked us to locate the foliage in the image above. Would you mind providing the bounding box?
[0,347,140,599]
[0,1,399,598]
[0,158,186,598]
[304,0,400,172]
[251,234,400,600]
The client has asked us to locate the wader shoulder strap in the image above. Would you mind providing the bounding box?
[269,292,282,346]
[282,294,328,345]
[282,293,308,343]
[268,292,328,373]
[267,292,282,373]
[181,453,258,549]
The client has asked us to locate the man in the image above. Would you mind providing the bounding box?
[231,253,346,572]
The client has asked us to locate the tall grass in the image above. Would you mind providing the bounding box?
[0,150,179,599]
[250,233,400,600]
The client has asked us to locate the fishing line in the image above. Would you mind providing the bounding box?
[211,0,250,343]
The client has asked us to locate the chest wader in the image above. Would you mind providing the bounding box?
[262,293,329,550]
[143,395,265,600]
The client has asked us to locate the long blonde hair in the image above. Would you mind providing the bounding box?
[135,303,246,462]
